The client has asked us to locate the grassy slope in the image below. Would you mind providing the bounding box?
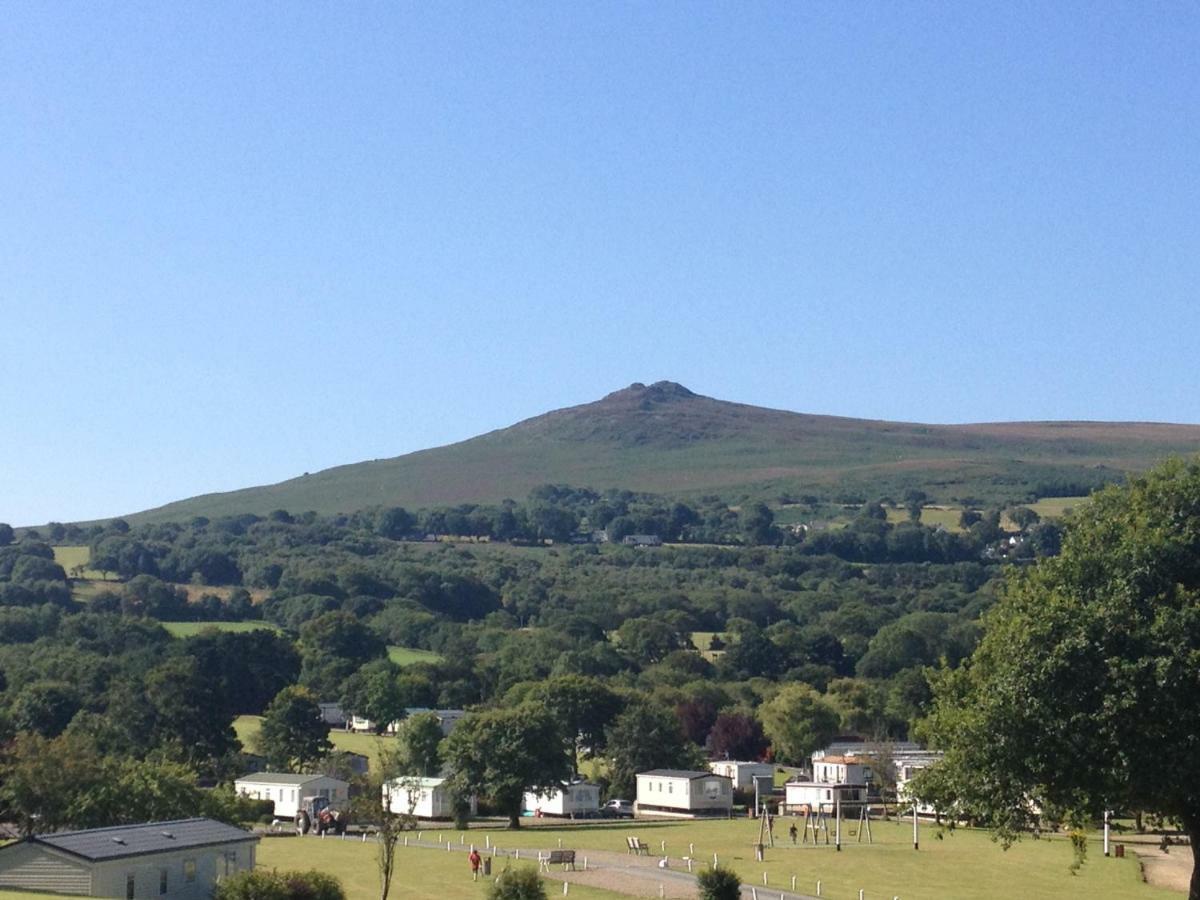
[252,819,1172,900]
[115,383,1200,524]
[235,716,398,770]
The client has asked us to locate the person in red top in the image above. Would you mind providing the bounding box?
[469,848,482,881]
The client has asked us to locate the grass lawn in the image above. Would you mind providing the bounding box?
[257,836,627,900]
[235,716,399,771]
[162,621,281,637]
[387,646,443,666]
[430,817,1175,900]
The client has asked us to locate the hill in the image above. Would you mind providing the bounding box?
[121,381,1200,523]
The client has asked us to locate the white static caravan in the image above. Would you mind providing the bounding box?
[383,777,477,820]
[635,769,733,818]
[0,818,256,900]
[784,780,867,813]
[523,782,601,817]
[234,773,349,819]
[708,761,775,791]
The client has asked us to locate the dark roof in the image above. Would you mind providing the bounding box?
[638,769,729,780]
[26,819,256,863]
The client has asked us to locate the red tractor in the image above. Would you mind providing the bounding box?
[295,795,348,836]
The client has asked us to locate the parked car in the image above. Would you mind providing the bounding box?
[603,799,634,818]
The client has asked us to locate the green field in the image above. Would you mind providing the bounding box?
[885,506,964,530]
[398,818,1173,900]
[235,715,398,770]
[257,838,626,900]
[1027,496,1088,519]
[259,818,1178,900]
[52,545,111,580]
[387,646,443,666]
[162,621,281,637]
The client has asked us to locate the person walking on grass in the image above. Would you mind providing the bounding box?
[469,848,482,881]
[789,823,798,845]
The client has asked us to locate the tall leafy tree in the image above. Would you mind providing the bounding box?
[442,704,570,828]
[919,459,1200,899]
[760,684,840,766]
[606,700,699,798]
[256,686,333,772]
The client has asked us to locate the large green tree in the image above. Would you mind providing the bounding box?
[256,686,333,772]
[606,700,699,798]
[918,459,1200,898]
[442,704,570,828]
[760,684,840,765]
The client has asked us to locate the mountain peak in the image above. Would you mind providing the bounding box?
[601,381,697,406]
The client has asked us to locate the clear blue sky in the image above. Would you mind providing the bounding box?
[2,2,1198,525]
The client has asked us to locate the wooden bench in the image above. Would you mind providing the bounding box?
[626,837,650,856]
[538,849,576,872]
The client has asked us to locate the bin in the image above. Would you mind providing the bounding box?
[1114,844,1125,858]
[483,858,492,876]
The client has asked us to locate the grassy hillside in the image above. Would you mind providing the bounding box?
[119,381,1200,524]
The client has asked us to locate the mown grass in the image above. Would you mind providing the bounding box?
[234,716,398,771]
[387,646,443,666]
[431,817,1174,900]
[257,837,627,900]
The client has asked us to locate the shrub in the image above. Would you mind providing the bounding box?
[214,869,345,900]
[486,865,547,900]
[698,864,741,900]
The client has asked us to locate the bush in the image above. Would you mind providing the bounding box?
[487,865,547,900]
[698,864,741,900]
[214,870,345,900]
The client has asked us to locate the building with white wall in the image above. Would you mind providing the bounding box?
[0,819,257,900]
[707,761,775,791]
[635,770,732,817]
[234,773,349,819]
[383,777,476,819]
[523,782,601,817]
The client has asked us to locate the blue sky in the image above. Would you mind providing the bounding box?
[2,2,1198,525]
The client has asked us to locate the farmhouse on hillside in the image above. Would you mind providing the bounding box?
[0,818,257,900]
[234,773,349,820]
[523,781,601,817]
[635,769,733,817]
[383,777,477,819]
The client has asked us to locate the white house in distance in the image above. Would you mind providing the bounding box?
[0,818,257,900]
[383,777,477,819]
[783,753,872,812]
[811,755,873,786]
[784,780,868,812]
[635,769,733,818]
[234,773,349,819]
[523,782,601,817]
[708,760,775,791]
